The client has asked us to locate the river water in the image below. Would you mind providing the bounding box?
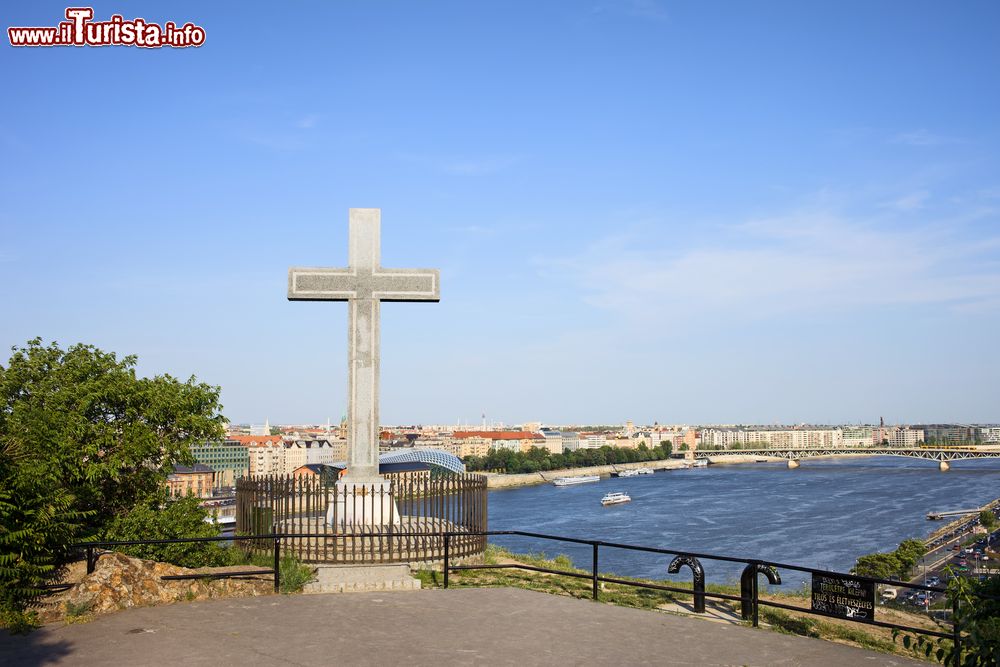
[486,457,1000,587]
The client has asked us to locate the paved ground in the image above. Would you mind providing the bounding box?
[2,588,927,666]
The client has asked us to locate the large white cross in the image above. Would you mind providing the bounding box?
[288,208,439,483]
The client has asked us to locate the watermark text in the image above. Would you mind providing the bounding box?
[8,7,205,48]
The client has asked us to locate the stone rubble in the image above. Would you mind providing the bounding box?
[37,552,274,624]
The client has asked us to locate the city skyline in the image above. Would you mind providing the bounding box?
[3,2,1000,425]
[241,418,998,429]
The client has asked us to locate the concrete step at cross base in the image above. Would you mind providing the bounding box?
[303,564,421,594]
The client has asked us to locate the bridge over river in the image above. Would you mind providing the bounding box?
[708,447,1000,471]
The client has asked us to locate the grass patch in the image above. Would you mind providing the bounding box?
[276,555,315,594]
[241,552,315,594]
[761,608,897,653]
[829,624,897,653]
[762,608,821,638]
[421,545,687,610]
[64,600,94,623]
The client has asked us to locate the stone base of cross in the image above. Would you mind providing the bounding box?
[288,208,439,530]
[326,480,402,530]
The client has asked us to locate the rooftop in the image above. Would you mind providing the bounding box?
[452,431,543,440]
[168,464,214,475]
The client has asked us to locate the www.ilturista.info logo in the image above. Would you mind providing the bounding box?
[8,7,205,48]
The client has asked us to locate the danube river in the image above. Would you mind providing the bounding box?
[487,457,1000,587]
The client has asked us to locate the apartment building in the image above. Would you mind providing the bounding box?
[190,439,250,487]
[887,427,924,448]
[451,431,546,454]
[977,427,1000,444]
[166,464,215,499]
[841,427,874,448]
[699,428,844,449]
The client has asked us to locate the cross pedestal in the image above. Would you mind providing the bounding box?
[288,208,440,531]
[325,480,401,529]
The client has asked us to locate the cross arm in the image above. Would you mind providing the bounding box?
[288,267,357,301]
[372,268,440,302]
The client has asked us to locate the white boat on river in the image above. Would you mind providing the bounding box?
[601,492,631,506]
[552,475,601,486]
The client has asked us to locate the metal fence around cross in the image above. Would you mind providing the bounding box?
[235,472,488,564]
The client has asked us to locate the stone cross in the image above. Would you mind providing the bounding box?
[288,208,439,485]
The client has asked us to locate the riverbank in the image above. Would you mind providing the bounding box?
[485,459,686,489]
[704,453,887,465]
[484,451,942,488]
[925,496,1000,544]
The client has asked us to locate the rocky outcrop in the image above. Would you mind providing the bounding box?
[38,552,274,624]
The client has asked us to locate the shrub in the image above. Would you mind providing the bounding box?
[102,494,237,568]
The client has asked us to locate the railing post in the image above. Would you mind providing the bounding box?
[953,595,962,666]
[668,556,705,613]
[273,536,281,594]
[86,546,95,574]
[443,533,450,589]
[741,563,780,623]
[752,561,760,628]
[592,543,599,601]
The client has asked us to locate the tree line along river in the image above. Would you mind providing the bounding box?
[485,457,1000,588]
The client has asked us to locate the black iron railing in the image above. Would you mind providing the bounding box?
[77,534,285,594]
[71,528,1000,664]
[441,529,1000,664]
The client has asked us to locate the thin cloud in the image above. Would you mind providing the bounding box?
[891,129,959,147]
[396,152,520,175]
[883,190,930,211]
[239,132,307,151]
[296,114,321,130]
[234,116,322,151]
[448,225,496,236]
[625,0,669,21]
[590,0,669,21]
[548,204,1000,319]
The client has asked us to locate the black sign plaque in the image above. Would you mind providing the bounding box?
[811,573,876,622]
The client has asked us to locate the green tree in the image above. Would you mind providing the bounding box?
[852,539,926,580]
[979,510,998,531]
[0,339,224,532]
[852,552,902,580]
[0,339,225,618]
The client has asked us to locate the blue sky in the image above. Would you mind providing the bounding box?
[2,1,999,426]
